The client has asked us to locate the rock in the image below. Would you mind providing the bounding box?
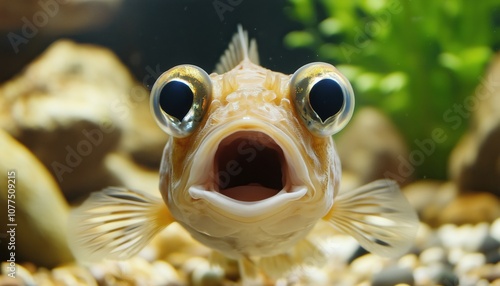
[438,192,500,225]
[0,40,145,200]
[117,89,167,167]
[449,53,500,196]
[336,107,409,185]
[403,180,457,227]
[0,129,73,267]
[371,265,414,286]
[104,152,159,195]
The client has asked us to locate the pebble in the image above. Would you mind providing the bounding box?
[414,222,440,250]
[1,263,36,286]
[350,254,386,279]
[463,223,490,252]
[419,247,447,265]
[486,249,500,264]
[371,265,414,286]
[491,217,500,242]
[438,223,489,251]
[479,234,500,253]
[151,260,183,285]
[398,254,419,270]
[414,263,458,286]
[455,253,486,275]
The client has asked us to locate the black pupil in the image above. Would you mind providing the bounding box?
[308,79,344,122]
[159,80,194,121]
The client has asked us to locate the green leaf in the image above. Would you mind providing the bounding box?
[284,31,315,49]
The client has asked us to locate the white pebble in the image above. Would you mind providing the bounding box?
[414,223,437,250]
[2,262,36,286]
[151,261,182,285]
[182,257,210,275]
[454,252,486,275]
[491,217,500,242]
[191,264,224,286]
[138,245,158,262]
[398,254,419,269]
[420,247,446,265]
[448,247,466,265]
[463,223,489,252]
[350,254,385,278]
[300,266,330,286]
[413,266,433,285]
[438,224,461,249]
[325,235,359,262]
[440,223,483,251]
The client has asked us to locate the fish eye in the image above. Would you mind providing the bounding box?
[290,62,354,137]
[150,65,212,137]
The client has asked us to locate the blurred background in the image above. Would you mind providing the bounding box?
[1,0,500,285]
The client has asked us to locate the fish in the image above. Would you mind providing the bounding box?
[68,26,419,283]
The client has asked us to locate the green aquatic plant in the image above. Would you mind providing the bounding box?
[284,0,500,180]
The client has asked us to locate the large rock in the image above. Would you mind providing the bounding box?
[449,54,500,196]
[336,107,409,185]
[0,40,165,200]
[403,180,457,227]
[438,192,500,225]
[0,129,73,267]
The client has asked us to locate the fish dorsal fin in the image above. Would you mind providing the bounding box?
[214,25,260,74]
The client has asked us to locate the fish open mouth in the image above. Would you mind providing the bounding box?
[214,131,286,202]
[188,122,309,217]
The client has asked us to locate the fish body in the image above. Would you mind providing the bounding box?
[69,26,418,281]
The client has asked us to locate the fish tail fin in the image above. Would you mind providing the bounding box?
[68,187,174,262]
[215,25,260,74]
[323,179,419,258]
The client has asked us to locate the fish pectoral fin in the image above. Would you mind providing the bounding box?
[68,187,173,262]
[324,179,419,258]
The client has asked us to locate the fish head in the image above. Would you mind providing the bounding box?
[150,60,354,256]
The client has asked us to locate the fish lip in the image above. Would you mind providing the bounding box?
[188,185,307,218]
[187,118,310,214]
